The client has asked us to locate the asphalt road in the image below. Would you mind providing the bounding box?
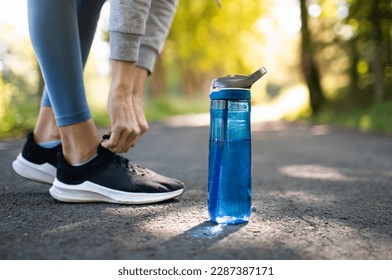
[1,119,391,259]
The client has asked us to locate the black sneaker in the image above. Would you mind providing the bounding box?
[49,144,185,204]
[12,132,61,184]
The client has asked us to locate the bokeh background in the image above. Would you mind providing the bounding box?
[0,0,391,138]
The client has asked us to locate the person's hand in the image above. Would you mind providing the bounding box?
[102,85,141,153]
[102,61,149,153]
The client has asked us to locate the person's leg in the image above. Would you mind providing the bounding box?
[28,0,105,164]
[16,0,184,203]
[33,107,60,144]
[34,0,106,146]
[77,0,107,65]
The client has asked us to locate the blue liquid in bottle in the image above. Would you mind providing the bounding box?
[208,67,266,224]
[208,100,252,224]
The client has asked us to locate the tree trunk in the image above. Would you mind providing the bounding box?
[370,0,385,102]
[299,0,325,114]
[349,36,360,95]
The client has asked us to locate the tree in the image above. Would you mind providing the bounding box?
[166,0,265,97]
[369,0,385,102]
[346,0,392,102]
[299,0,326,114]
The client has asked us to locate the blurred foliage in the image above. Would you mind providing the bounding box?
[163,0,266,96]
[0,26,40,138]
[314,100,392,134]
[302,0,391,106]
[292,0,391,132]
[299,0,326,114]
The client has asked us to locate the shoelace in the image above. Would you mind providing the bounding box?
[102,134,150,177]
[115,155,149,177]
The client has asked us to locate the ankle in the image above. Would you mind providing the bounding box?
[33,130,61,144]
[70,153,98,167]
[62,143,99,165]
[58,119,101,165]
[34,106,60,142]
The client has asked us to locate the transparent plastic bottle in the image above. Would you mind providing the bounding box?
[208,68,267,224]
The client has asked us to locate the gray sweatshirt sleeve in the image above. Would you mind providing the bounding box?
[109,0,152,62]
[137,0,178,73]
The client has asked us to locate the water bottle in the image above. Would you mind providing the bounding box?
[208,67,267,224]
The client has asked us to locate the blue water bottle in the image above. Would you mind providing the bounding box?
[208,67,267,224]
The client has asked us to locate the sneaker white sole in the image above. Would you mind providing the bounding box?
[12,153,56,184]
[50,178,184,204]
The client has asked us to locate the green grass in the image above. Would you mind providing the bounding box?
[0,82,40,139]
[144,95,209,122]
[312,100,392,134]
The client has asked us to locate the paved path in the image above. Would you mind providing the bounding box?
[1,120,391,259]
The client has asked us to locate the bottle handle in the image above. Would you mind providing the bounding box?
[248,67,267,86]
[211,67,267,89]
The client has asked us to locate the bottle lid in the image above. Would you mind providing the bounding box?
[211,67,267,90]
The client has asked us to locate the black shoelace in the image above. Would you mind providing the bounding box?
[102,134,149,177]
[115,155,148,177]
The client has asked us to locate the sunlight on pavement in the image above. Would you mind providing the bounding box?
[267,190,329,203]
[310,125,332,136]
[279,164,351,181]
[279,164,392,182]
[164,113,210,127]
[103,202,244,241]
[187,224,226,239]
[0,142,11,150]
[42,219,98,236]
